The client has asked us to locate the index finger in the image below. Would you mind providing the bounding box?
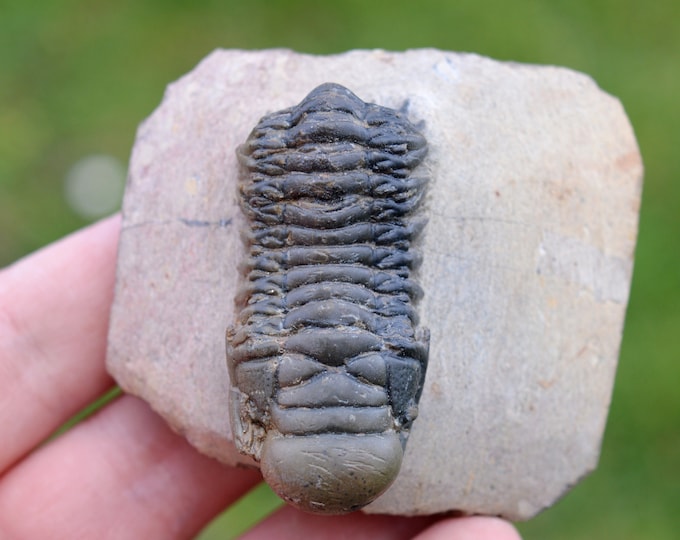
[0,215,120,472]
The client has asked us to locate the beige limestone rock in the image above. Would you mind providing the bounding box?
[106,49,643,520]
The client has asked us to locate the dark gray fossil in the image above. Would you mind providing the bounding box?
[227,82,429,514]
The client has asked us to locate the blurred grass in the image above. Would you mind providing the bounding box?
[1,0,678,538]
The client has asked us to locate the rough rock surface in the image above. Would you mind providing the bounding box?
[106,49,643,520]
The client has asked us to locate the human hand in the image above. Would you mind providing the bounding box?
[0,215,521,539]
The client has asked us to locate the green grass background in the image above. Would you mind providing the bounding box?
[2,1,678,538]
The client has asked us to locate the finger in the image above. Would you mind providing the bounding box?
[0,394,262,539]
[0,215,119,472]
[240,504,437,540]
[413,516,522,540]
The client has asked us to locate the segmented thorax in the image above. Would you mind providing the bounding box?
[227,83,429,514]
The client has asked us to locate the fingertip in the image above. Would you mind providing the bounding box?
[413,515,522,540]
[241,504,436,540]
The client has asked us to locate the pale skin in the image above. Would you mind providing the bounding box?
[0,215,521,540]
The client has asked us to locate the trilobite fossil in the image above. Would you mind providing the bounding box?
[227,82,429,514]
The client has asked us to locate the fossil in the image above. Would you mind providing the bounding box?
[227,82,429,514]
